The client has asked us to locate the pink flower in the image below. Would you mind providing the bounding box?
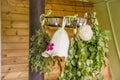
[46,43,54,51]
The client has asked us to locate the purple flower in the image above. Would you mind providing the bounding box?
[46,43,54,51]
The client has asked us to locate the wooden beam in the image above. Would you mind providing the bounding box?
[29,0,45,80]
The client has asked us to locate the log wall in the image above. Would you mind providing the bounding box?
[45,0,93,39]
[1,0,29,80]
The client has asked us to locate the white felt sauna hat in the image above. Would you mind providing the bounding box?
[78,24,93,41]
[42,18,69,59]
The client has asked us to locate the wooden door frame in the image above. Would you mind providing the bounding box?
[106,0,120,60]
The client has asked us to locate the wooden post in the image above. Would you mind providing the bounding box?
[29,0,45,80]
[0,0,1,79]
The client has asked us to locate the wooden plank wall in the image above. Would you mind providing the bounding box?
[45,0,93,38]
[1,0,29,80]
[1,0,93,80]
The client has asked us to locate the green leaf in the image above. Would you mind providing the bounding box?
[58,22,111,80]
[97,73,104,80]
[71,60,76,66]
[98,40,105,47]
[77,71,81,76]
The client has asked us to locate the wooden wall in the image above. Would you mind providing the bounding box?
[1,0,93,80]
[1,0,29,80]
[45,0,93,38]
[45,0,93,16]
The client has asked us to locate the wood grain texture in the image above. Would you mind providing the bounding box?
[46,0,93,7]
[1,21,11,28]
[1,0,29,79]
[2,36,29,43]
[2,29,29,36]
[2,78,28,80]
[45,27,74,38]
[2,56,28,65]
[2,64,28,73]
[2,71,28,80]
[46,4,92,12]
[2,6,29,14]
[2,43,29,50]
[44,62,65,80]
[1,13,29,21]
[1,0,29,8]
[2,50,29,58]
[11,21,29,29]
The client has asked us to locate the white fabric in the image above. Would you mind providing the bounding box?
[42,18,69,59]
[78,24,93,41]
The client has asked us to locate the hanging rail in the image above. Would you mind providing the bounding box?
[44,16,95,28]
